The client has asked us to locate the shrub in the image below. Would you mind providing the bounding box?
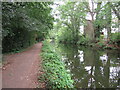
[97,41,105,47]
[109,32,120,45]
[77,35,90,45]
[40,41,74,89]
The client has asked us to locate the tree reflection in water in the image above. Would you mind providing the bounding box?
[56,44,120,88]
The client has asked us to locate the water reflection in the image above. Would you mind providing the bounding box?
[56,44,120,88]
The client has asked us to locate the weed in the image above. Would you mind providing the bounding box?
[40,41,74,89]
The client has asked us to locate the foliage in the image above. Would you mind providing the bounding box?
[57,27,75,44]
[97,41,105,48]
[40,41,74,89]
[52,1,119,46]
[77,35,90,45]
[2,2,54,53]
[57,2,87,43]
[111,2,120,20]
[109,32,120,46]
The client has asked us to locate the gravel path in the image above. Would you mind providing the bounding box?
[2,42,43,88]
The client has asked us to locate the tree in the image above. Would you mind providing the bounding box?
[2,2,54,53]
[54,1,119,44]
[111,2,120,20]
[58,2,86,43]
[106,2,112,40]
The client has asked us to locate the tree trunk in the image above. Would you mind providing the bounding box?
[106,2,112,41]
[95,2,102,38]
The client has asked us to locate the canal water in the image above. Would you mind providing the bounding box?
[55,44,120,88]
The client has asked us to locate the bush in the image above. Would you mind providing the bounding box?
[40,41,74,89]
[77,35,90,45]
[97,41,105,47]
[110,33,120,45]
[57,30,75,44]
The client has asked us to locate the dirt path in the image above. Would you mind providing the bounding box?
[2,42,43,88]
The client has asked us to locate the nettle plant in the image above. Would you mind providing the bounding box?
[40,41,74,89]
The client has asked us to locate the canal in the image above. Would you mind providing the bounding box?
[54,43,120,88]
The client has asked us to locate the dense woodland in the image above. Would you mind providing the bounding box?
[2,2,54,53]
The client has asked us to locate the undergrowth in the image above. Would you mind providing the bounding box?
[39,41,74,89]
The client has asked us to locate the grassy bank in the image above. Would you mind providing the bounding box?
[39,41,74,89]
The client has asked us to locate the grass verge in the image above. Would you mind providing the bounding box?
[39,40,74,89]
